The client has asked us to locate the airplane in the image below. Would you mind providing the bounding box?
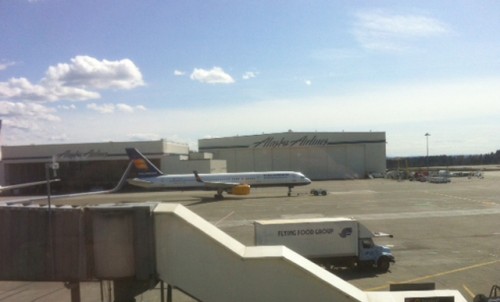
[126,148,312,200]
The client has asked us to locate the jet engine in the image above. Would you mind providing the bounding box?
[227,184,251,195]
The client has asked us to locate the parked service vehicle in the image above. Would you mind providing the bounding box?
[254,217,395,272]
[310,188,327,196]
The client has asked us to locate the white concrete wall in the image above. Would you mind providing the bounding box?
[366,290,467,302]
[161,156,226,174]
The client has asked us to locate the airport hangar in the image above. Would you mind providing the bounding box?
[0,131,386,194]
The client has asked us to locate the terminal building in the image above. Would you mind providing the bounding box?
[0,131,386,194]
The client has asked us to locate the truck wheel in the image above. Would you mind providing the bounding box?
[377,257,390,272]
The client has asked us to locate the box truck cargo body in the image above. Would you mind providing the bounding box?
[254,217,394,272]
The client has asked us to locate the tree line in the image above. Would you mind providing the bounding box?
[387,150,500,169]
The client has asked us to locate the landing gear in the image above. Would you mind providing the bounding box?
[287,186,293,197]
[214,189,224,200]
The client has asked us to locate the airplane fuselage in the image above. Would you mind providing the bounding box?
[128,171,311,190]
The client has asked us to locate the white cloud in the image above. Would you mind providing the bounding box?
[0,61,16,71]
[46,84,101,101]
[0,77,101,102]
[353,10,450,52]
[0,56,146,135]
[116,103,146,113]
[48,133,69,142]
[57,104,77,110]
[87,103,115,114]
[190,67,235,84]
[174,70,186,76]
[242,71,258,80]
[305,80,312,86]
[116,103,134,113]
[43,55,144,90]
[0,56,143,104]
[0,77,49,101]
[87,103,147,114]
[0,101,60,131]
[127,133,161,141]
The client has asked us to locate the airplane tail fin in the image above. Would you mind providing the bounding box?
[125,148,164,177]
[193,170,203,183]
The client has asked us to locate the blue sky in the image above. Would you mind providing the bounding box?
[1,1,499,156]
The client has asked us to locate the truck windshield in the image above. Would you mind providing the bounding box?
[361,238,374,249]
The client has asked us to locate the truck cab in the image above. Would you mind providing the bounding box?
[358,234,395,272]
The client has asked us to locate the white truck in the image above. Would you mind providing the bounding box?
[254,217,395,272]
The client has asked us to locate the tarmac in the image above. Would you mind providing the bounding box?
[1,171,499,301]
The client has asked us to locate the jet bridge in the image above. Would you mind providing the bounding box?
[154,203,366,302]
[0,202,467,302]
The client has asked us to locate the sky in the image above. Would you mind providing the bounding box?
[1,1,499,157]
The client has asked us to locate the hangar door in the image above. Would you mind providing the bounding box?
[345,144,365,178]
[270,148,290,171]
[233,149,254,171]
[298,148,328,180]
[254,149,274,171]
[326,145,365,179]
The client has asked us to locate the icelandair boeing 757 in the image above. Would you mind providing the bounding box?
[126,148,311,200]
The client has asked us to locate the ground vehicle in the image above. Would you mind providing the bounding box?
[310,188,327,196]
[474,285,500,302]
[254,217,395,272]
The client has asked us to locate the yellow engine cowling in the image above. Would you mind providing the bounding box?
[228,184,251,195]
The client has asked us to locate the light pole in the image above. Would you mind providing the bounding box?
[45,158,59,210]
[45,157,59,280]
[425,133,430,173]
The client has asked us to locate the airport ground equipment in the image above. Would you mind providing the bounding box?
[310,188,327,196]
[0,203,466,302]
[254,217,395,272]
[474,285,500,302]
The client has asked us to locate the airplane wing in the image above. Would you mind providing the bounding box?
[193,170,240,189]
[3,161,133,206]
[0,179,60,192]
[193,171,251,198]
